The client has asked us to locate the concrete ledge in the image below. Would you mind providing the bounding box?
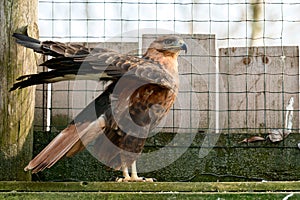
[1,181,300,192]
[1,191,299,200]
[1,181,299,199]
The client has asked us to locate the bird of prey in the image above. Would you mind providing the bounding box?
[11,33,187,182]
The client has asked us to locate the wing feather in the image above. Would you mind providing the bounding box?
[11,34,175,91]
[24,83,114,173]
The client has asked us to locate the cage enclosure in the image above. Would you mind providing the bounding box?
[1,0,300,199]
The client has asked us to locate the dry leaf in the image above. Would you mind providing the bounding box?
[268,129,291,142]
[268,129,283,142]
[239,136,265,143]
[284,130,291,137]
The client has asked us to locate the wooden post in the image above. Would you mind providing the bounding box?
[0,0,38,180]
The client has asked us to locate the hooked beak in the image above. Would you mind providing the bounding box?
[176,39,187,53]
[180,43,188,54]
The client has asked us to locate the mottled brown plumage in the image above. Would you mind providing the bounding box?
[11,33,187,180]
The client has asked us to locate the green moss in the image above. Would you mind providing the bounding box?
[1,181,300,192]
[0,192,298,200]
[0,133,32,181]
[51,114,71,131]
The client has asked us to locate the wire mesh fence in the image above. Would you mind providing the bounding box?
[30,0,300,181]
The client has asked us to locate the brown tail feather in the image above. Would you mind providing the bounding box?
[24,124,81,173]
[25,84,113,173]
[25,116,106,173]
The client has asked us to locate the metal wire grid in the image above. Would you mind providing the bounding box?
[35,0,300,128]
[37,1,300,44]
[35,0,300,181]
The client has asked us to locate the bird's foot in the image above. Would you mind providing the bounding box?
[117,161,156,182]
[116,175,156,182]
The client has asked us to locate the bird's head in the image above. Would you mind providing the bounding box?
[147,35,187,55]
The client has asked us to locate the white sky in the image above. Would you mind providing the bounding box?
[38,0,300,47]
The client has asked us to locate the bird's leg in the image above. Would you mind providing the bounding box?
[122,166,130,179]
[116,161,155,182]
[116,164,131,182]
[130,160,144,182]
[130,161,155,182]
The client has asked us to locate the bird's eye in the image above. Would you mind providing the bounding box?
[164,39,173,45]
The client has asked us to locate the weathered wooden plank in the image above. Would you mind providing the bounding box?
[142,34,216,134]
[219,46,299,134]
[0,0,38,180]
